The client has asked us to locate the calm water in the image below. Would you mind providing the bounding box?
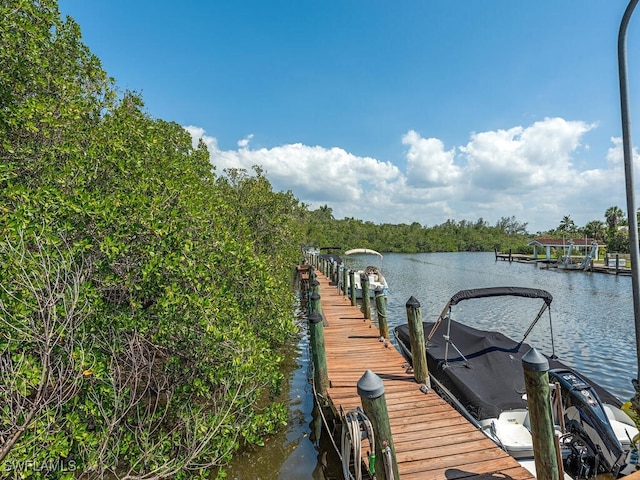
[223,252,638,478]
[382,252,637,401]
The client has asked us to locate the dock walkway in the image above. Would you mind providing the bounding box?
[317,272,536,480]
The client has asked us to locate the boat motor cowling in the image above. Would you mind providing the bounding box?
[549,369,626,476]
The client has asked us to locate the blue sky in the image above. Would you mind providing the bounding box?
[58,0,640,233]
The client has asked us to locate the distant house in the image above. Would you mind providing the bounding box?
[527,237,603,260]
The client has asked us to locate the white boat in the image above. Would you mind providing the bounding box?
[394,287,639,479]
[343,248,389,299]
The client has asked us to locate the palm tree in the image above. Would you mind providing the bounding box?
[605,206,624,230]
[584,220,606,241]
[558,215,576,234]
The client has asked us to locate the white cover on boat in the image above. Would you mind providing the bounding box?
[344,248,383,258]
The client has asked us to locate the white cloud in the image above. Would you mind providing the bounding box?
[402,130,461,187]
[461,118,595,191]
[186,117,637,232]
[237,134,254,149]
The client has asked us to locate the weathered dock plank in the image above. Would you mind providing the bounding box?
[317,273,536,480]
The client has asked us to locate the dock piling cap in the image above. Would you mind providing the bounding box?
[406,296,420,308]
[357,370,385,398]
[522,347,549,372]
[309,311,323,324]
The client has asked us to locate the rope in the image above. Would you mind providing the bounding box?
[341,407,375,480]
[308,357,344,466]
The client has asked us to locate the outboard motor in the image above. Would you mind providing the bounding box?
[549,369,626,478]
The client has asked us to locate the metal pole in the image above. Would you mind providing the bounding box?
[618,0,640,379]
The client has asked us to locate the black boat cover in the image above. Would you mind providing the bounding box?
[448,287,553,306]
[395,320,620,422]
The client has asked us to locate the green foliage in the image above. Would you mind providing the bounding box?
[302,211,531,254]
[607,228,631,254]
[0,1,302,478]
[302,203,638,257]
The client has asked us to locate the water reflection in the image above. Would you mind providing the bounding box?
[221,296,341,479]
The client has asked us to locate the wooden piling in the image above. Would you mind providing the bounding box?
[342,265,349,296]
[375,287,389,339]
[357,370,400,480]
[405,296,430,388]
[310,290,322,315]
[309,278,319,313]
[312,275,320,292]
[522,348,559,480]
[361,274,371,319]
[309,264,315,281]
[349,270,357,306]
[309,310,329,398]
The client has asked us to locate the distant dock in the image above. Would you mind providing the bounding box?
[495,248,632,275]
[494,248,534,263]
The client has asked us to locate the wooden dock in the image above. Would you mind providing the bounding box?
[317,272,536,480]
[494,250,533,262]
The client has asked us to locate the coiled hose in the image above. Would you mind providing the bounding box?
[341,408,375,480]
[341,407,396,480]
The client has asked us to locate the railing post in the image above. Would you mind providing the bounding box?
[309,311,329,398]
[405,296,430,388]
[375,287,389,339]
[357,370,400,480]
[522,348,560,480]
[361,274,371,319]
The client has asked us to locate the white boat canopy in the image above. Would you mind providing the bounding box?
[344,248,383,258]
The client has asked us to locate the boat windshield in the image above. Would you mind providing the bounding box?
[428,286,555,358]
